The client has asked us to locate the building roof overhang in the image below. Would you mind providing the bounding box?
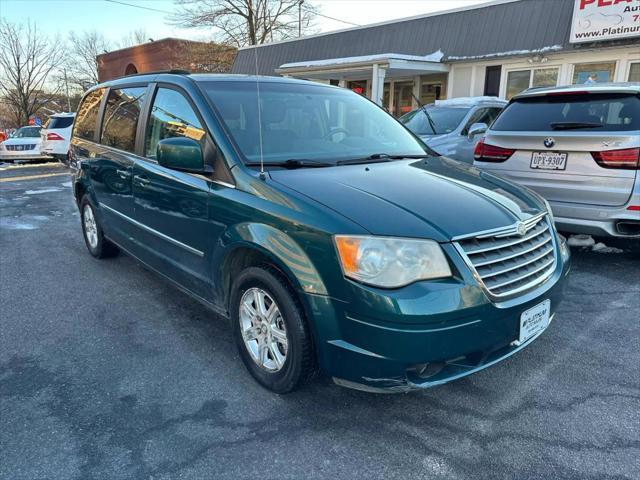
[276,52,448,80]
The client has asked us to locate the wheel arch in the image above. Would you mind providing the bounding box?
[216,223,328,311]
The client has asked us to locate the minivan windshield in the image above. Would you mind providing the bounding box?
[14,127,41,138]
[492,93,640,132]
[400,106,470,136]
[200,81,428,164]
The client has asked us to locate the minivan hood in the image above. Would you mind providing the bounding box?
[269,157,544,242]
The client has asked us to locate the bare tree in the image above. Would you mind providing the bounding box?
[0,20,64,126]
[66,30,110,90]
[171,0,317,47]
[118,28,151,49]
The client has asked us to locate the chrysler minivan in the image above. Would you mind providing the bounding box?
[70,72,570,393]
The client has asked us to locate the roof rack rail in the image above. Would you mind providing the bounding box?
[124,69,191,77]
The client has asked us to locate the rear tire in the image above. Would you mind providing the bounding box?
[80,195,118,259]
[231,266,315,393]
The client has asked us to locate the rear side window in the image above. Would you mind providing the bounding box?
[47,117,74,129]
[492,93,640,132]
[74,89,105,141]
[101,87,147,153]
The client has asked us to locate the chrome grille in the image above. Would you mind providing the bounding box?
[455,215,557,298]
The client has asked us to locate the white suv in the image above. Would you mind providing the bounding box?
[41,113,76,163]
[473,83,640,239]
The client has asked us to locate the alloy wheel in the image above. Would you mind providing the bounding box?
[239,287,288,372]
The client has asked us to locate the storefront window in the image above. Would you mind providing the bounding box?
[573,62,616,84]
[629,63,640,82]
[420,82,442,105]
[506,68,559,100]
[506,70,531,99]
[532,68,558,88]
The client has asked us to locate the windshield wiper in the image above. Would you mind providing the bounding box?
[337,153,431,165]
[244,159,332,169]
[411,92,437,134]
[550,121,603,130]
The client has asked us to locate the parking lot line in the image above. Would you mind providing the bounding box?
[0,172,69,183]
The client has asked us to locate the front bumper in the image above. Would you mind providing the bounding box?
[305,245,571,392]
[0,151,51,161]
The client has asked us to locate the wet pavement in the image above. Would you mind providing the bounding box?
[1,163,639,480]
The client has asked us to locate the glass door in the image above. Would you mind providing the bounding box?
[393,81,414,117]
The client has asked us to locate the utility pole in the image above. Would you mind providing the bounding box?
[298,0,304,37]
[63,68,71,112]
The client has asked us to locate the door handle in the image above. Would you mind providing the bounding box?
[116,169,131,180]
[133,175,150,187]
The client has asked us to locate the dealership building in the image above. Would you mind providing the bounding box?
[231,0,640,116]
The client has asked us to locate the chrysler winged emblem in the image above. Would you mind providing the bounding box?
[544,137,555,148]
[516,222,527,236]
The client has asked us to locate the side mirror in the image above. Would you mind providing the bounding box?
[467,122,488,139]
[156,137,206,173]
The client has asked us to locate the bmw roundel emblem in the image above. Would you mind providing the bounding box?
[544,137,555,148]
[516,222,527,236]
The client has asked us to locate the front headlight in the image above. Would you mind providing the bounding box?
[334,235,452,288]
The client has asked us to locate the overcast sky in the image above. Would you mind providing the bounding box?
[1,0,490,46]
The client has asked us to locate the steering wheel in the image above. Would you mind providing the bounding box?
[324,128,350,140]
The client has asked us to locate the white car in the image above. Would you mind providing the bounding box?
[41,113,76,163]
[0,126,50,163]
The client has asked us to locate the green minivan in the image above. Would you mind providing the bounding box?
[70,72,571,393]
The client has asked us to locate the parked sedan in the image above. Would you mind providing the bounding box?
[41,113,76,163]
[474,83,640,238]
[0,126,50,163]
[399,97,506,163]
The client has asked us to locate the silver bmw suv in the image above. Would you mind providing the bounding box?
[473,83,640,238]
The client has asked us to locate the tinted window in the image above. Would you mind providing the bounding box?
[492,94,640,132]
[74,89,105,141]
[46,117,74,129]
[145,88,205,159]
[400,107,470,135]
[462,107,503,135]
[201,81,426,164]
[14,127,41,138]
[101,87,146,152]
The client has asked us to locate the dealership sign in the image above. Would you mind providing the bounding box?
[570,0,640,43]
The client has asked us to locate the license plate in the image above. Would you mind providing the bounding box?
[531,152,567,170]
[518,299,550,344]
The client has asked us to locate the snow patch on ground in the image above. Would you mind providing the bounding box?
[61,181,72,188]
[25,188,62,195]
[0,214,50,230]
[566,234,623,253]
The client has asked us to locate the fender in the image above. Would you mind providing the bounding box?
[215,222,329,299]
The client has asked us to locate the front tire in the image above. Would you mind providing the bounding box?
[80,195,118,259]
[231,266,315,393]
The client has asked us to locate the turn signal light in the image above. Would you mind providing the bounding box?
[46,132,65,141]
[474,139,515,162]
[591,148,640,170]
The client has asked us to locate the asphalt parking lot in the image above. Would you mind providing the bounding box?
[1,162,639,480]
